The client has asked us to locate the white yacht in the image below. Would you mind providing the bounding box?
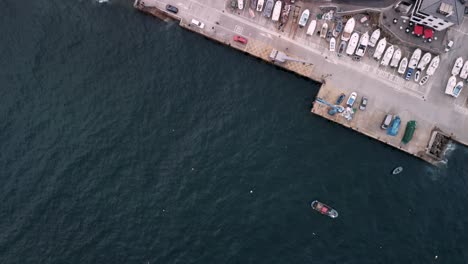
[355,31,369,57]
[426,56,440,76]
[452,57,464,76]
[346,32,359,55]
[330,37,336,52]
[397,57,408,74]
[445,76,457,96]
[341,17,355,41]
[256,0,264,12]
[380,45,394,66]
[271,1,282,21]
[408,48,422,69]
[306,20,317,36]
[460,61,468,80]
[373,38,386,60]
[369,29,380,47]
[298,9,310,27]
[417,52,432,71]
[320,22,328,38]
[390,48,401,68]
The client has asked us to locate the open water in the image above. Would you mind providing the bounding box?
[1,0,468,263]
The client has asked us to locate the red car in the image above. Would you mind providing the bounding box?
[233,35,248,44]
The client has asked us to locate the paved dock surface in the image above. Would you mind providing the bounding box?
[135,0,468,164]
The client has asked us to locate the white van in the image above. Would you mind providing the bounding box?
[381,114,393,130]
[191,19,205,29]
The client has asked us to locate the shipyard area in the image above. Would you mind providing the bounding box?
[134,0,468,165]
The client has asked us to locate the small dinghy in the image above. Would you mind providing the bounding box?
[392,166,403,175]
[320,22,328,38]
[329,37,336,52]
[419,75,429,86]
[414,70,421,82]
[311,200,338,218]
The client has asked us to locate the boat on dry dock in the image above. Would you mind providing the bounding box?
[306,20,316,36]
[408,48,422,69]
[445,76,457,95]
[337,41,346,57]
[369,29,380,47]
[426,56,439,76]
[298,9,309,27]
[271,1,282,21]
[398,57,408,74]
[355,31,369,57]
[380,45,394,66]
[373,38,386,60]
[330,37,336,52]
[256,0,264,12]
[346,32,359,55]
[419,75,429,86]
[333,20,343,38]
[417,52,432,71]
[238,0,244,10]
[341,17,355,41]
[320,22,328,38]
[452,57,464,76]
[460,61,468,80]
[262,0,274,17]
[390,48,401,68]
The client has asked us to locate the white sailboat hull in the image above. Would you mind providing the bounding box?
[398,57,408,74]
[369,29,380,47]
[373,38,386,60]
[341,18,355,41]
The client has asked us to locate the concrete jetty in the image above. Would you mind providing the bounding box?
[134,0,468,165]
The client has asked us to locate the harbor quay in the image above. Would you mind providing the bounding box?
[133,0,468,165]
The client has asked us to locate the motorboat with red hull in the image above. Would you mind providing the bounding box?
[311,200,338,218]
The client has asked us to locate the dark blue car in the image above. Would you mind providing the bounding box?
[336,93,346,105]
[166,4,179,14]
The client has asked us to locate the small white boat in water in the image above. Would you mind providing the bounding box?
[238,0,244,9]
[417,52,432,71]
[414,70,421,82]
[445,76,457,96]
[380,45,394,66]
[320,22,328,38]
[373,38,386,60]
[426,56,440,76]
[341,17,355,41]
[271,1,282,21]
[460,61,468,80]
[408,48,422,69]
[369,29,380,47]
[306,20,317,36]
[355,31,369,57]
[398,57,408,74]
[452,82,464,98]
[346,32,359,55]
[390,48,401,68]
[452,57,464,76]
[298,9,310,27]
[256,0,264,12]
[329,37,336,52]
[419,75,429,86]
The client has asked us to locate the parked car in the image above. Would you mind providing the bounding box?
[445,40,453,52]
[165,4,178,14]
[381,114,393,130]
[359,97,368,110]
[233,35,248,44]
[191,19,205,29]
[336,93,346,105]
[346,92,357,107]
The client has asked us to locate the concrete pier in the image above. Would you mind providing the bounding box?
[133,0,468,165]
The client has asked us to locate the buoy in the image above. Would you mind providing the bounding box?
[250,190,253,193]
[435,255,438,259]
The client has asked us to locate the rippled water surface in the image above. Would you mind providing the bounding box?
[0,0,467,263]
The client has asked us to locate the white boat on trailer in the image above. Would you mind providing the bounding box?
[426,56,440,76]
[397,57,408,74]
[408,48,422,69]
[452,57,464,76]
[390,48,401,68]
[341,17,355,41]
[380,45,394,66]
[306,20,317,36]
[369,29,380,47]
[373,38,386,60]
[346,32,359,55]
[417,52,432,71]
[355,31,369,57]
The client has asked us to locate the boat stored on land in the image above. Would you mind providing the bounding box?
[320,22,328,38]
[390,48,401,68]
[262,0,274,17]
[369,29,380,47]
[329,37,336,52]
[311,200,338,218]
[238,0,244,9]
[337,41,346,56]
[398,57,408,74]
[271,1,282,21]
[402,121,416,144]
[460,61,468,80]
[417,52,432,71]
[426,56,439,76]
[346,32,359,55]
[381,45,394,66]
[355,31,369,57]
[298,9,309,27]
[387,115,401,136]
[256,0,264,12]
[408,48,422,69]
[306,20,316,36]
[333,20,343,38]
[445,76,457,96]
[419,75,429,86]
[414,70,421,82]
[373,38,386,60]
[341,17,355,41]
[452,57,464,76]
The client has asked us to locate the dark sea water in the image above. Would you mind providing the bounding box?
[1,0,468,263]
